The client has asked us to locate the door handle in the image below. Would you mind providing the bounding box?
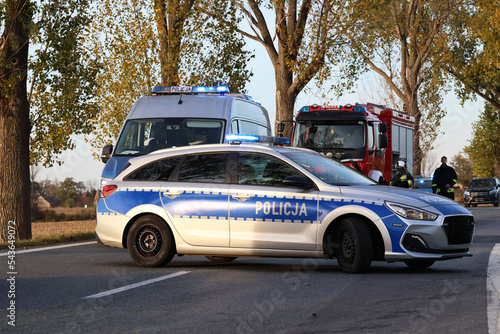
[232,193,254,202]
[163,191,182,199]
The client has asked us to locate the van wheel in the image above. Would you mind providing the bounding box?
[205,256,237,263]
[404,260,435,269]
[127,215,175,267]
[335,217,373,274]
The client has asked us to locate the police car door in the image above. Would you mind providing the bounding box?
[160,152,230,247]
[228,152,319,250]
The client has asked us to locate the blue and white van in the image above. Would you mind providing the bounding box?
[100,85,272,183]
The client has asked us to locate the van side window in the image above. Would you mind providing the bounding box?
[239,120,269,136]
[231,100,271,135]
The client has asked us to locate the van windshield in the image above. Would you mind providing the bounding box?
[114,118,225,156]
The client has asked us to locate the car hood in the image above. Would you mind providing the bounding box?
[335,185,471,216]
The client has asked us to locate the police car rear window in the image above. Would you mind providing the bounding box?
[125,157,182,181]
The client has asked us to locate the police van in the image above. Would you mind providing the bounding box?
[100,84,271,181]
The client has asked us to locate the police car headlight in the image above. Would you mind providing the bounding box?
[386,202,438,221]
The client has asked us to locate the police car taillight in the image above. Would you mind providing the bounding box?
[101,185,118,198]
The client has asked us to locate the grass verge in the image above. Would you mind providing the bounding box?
[0,232,95,251]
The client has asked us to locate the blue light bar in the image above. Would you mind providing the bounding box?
[152,85,230,95]
[226,134,290,145]
[299,106,310,112]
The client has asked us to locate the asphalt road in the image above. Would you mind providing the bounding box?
[1,206,499,334]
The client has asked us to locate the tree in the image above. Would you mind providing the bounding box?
[0,0,33,242]
[464,103,500,177]
[450,153,474,188]
[445,0,500,112]
[215,0,350,136]
[55,177,85,207]
[29,0,100,167]
[343,0,465,175]
[88,0,254,150]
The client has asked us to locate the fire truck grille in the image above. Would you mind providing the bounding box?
[443,216,474,245]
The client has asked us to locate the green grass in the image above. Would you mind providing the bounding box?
[0,232,95,251]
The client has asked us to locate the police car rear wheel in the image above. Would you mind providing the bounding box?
[127,215,175,267]
[335,218,373,274]
[205,256,237,263]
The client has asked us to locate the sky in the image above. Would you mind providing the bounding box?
[38,36,485,187]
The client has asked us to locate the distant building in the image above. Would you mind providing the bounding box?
[35,195,61,209]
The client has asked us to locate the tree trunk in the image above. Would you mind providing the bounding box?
[0,0,32,242]
[406,94,423,176]
[274,44,297,138]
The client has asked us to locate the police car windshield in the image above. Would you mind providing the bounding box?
[114,118,225,156]
[282,151,376,186]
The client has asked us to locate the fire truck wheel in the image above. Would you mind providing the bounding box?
[404,260,435,269]
[127,215,176,267]
[205,256,238,263]
[335,217,373,274]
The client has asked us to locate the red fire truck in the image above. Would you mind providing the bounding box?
[289,103,415,184]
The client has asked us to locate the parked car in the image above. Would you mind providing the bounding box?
[414,177,433,193]
[95,135,474,273]
[464,177,500,207]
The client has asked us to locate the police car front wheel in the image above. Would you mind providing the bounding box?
[127,215,176,267]
[334,217,373,274]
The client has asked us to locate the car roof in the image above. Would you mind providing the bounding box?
[126,144,316,166]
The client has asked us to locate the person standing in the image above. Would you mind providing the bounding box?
[432,156,457,200]
[391,161,414,188]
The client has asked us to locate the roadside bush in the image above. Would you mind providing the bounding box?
[31,207,96,222]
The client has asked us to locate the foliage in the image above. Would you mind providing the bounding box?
[87,0,159,151]
[55,177,86,204]
[341,0,466,174]
[450,153,474,187]
[88,0,255,150]
[446,0,500,112]
[29,0,101,167]
[185,0,254,92]
[464,103,500,177]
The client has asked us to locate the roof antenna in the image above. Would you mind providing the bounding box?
[178,93,183,104]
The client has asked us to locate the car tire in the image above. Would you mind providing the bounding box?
[464,203,470,208]
[472,204,477,207]
[334,217,373,274]
[494,203,499,207]
[404,260,435,269]
[127,215,176,267]
[205,256,237,263]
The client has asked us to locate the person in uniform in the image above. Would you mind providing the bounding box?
[390,161,414,188]
[432,156,457,200]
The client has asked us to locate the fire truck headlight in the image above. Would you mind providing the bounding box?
[386,202,438,221]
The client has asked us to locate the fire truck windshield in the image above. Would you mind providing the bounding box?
[292,121,366,150]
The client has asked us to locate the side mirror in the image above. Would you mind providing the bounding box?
[283,175,314,189]
[378,123,388,133]
[101,144,113,163]
[379,134,388,149]
[276,122,285,133]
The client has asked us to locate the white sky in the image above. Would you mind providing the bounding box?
[38,33,484,186]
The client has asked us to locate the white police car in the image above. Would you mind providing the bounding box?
[95,136,474,273]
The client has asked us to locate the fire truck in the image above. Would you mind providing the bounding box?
[288,103,415,184]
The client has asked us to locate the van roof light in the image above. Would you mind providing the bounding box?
[152,84,230,95]
[226,134,290,145]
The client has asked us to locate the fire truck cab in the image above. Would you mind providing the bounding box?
[290,103,415,184]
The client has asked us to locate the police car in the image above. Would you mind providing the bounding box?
[95,135,474,273]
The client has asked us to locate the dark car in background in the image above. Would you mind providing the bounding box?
[464,177,500,207]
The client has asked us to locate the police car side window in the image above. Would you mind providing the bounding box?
[125,157,182,181]
[238,153,298,187]
[179,153,228,183]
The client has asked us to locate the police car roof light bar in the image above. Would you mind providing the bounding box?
[152,85,230,95]
[226,134,290,145]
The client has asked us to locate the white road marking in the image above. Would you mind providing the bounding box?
[83,271,190,299]
[488,243,500,334]
[0,241,97,256]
